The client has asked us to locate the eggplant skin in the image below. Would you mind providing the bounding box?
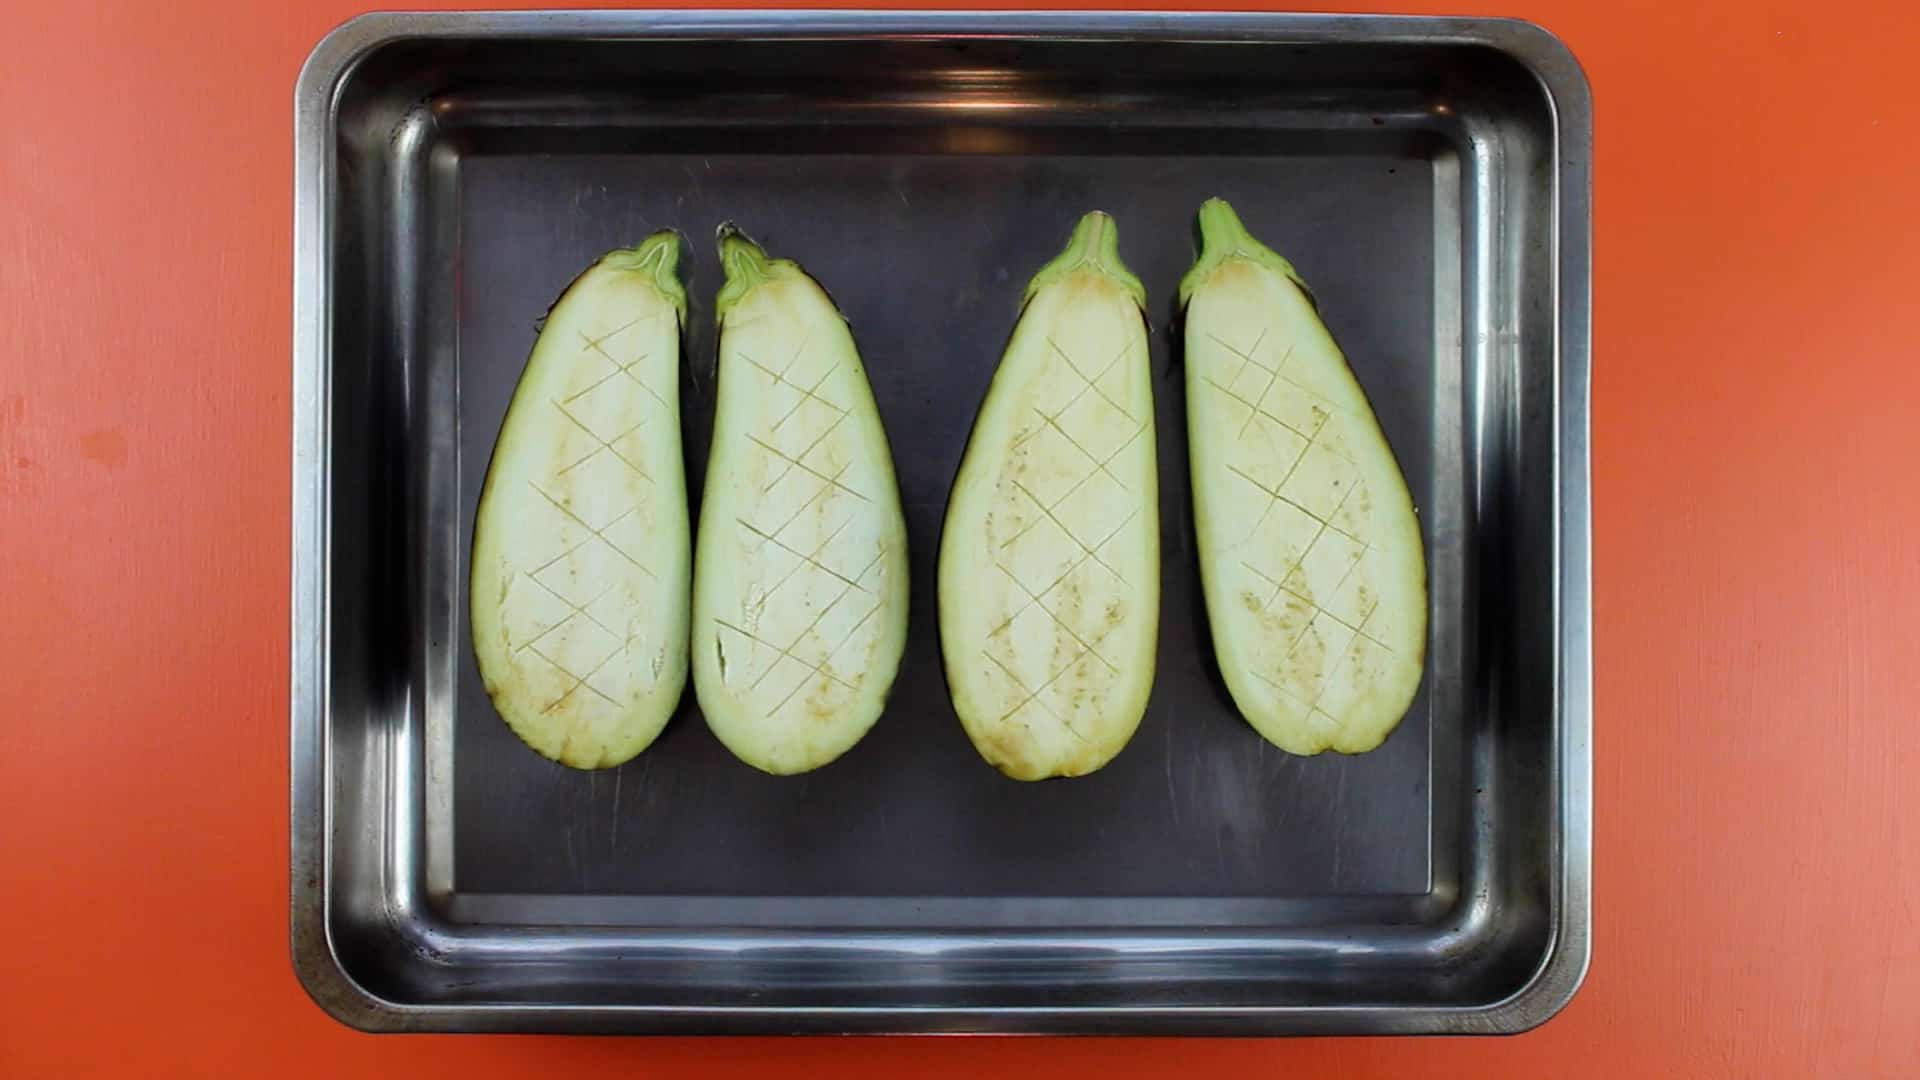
[690,226,910,775]
[1181,198,1427,756]
[470,232,691,770]
[938,211,1159,780]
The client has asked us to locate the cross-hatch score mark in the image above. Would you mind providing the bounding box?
[723,325,889,720]
[994,335,1148,562]
[982,334,1149,736]
[504,317,665,714]
[578,325,672,413]
[1200,328,1399,722]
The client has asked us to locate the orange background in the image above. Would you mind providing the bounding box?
[3,0,1917,1075]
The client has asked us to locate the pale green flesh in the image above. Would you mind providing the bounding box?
[692,231,910,775]
[470,234,691,770]
[939,212,1159,780]
[1182,199,1426,756]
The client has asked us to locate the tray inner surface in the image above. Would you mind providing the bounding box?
[454,150,1438,903]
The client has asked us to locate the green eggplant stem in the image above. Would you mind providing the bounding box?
[1177,197,1308,308]
[602,229,687,323]
[715,224,786,322]
[1023,210,1147,311]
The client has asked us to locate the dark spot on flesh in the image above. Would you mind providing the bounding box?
[981,728,1036,778]
[803,678,837,726]
[1285,623,1331,698]
[1048,568,1092,706]
[1246,590,1314,671]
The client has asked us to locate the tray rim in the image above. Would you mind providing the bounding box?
[289,7,1591,1036]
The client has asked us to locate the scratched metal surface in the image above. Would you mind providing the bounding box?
[291,11,1591,1034]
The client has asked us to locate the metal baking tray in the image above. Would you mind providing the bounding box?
[291,10,1590,1035]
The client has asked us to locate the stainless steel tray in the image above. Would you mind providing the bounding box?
[291,10,1591,1035]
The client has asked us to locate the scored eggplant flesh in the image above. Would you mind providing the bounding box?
[939,211,1160,780]
[1180,198,1426,755]
[469,232,691,770]
[691,226,911,775]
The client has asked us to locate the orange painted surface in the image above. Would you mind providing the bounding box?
[3,0,1917,1074]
